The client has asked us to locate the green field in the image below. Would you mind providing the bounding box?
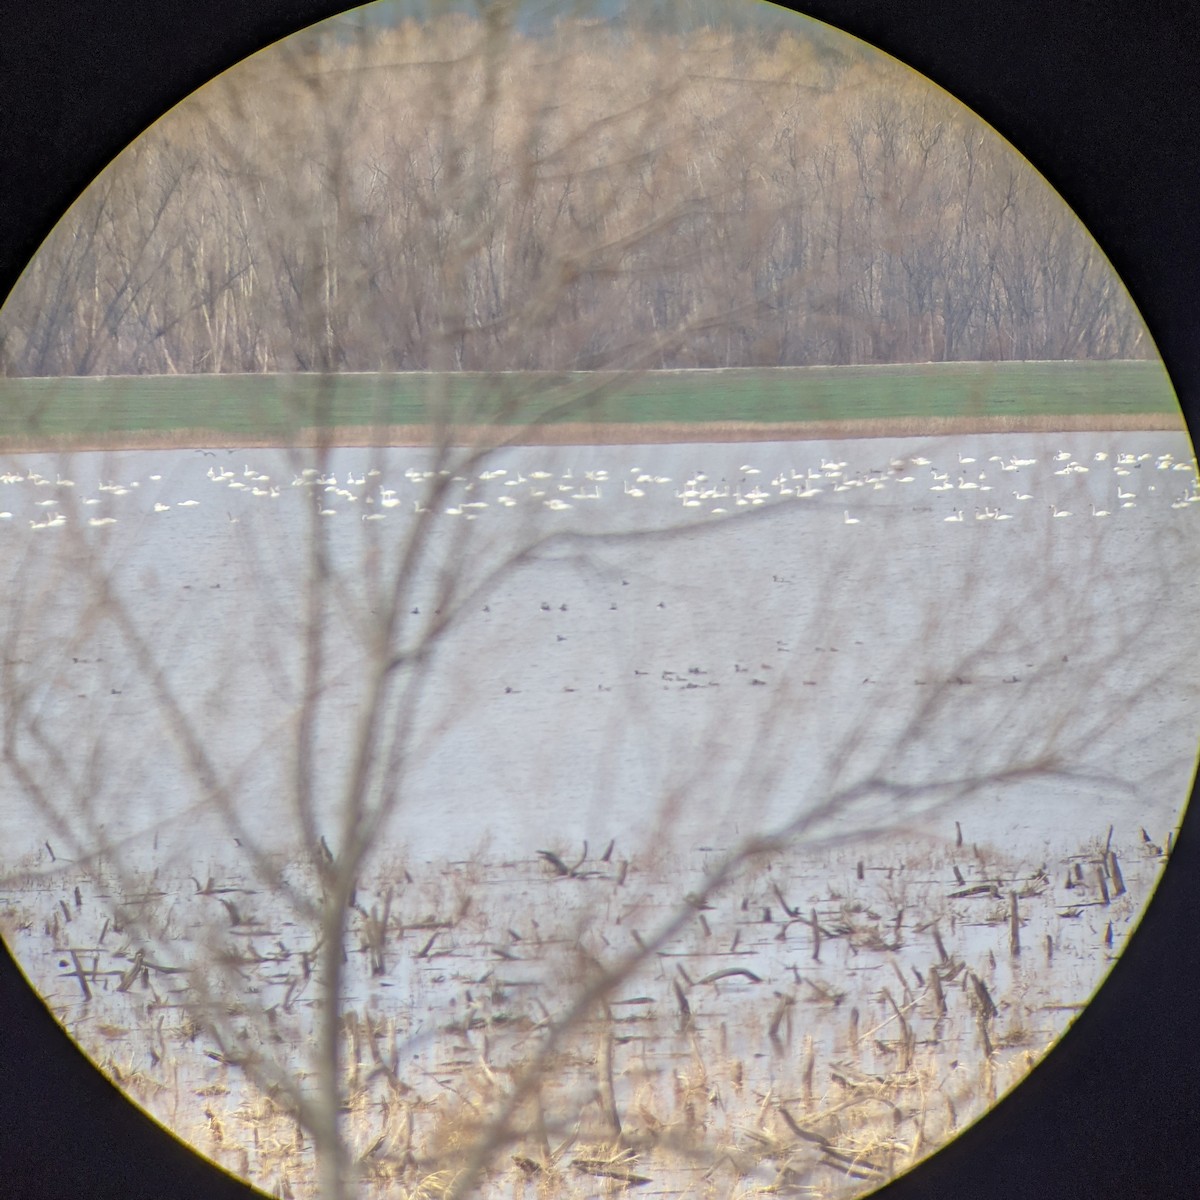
[0,360,1181,446]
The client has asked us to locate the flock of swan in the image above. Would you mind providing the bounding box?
[0,444,1197,532]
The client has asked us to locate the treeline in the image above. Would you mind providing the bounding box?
[0,8,1150,377]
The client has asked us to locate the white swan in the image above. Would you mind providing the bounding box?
[843,510,860,525]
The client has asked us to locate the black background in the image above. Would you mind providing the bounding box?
[1,1,1198,1197]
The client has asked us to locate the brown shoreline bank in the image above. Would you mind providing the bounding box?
[0,411,1184,455]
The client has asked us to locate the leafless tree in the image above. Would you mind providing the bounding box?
[0,6,1194,1200]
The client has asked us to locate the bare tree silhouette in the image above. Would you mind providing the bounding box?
[1,6,1197,1200]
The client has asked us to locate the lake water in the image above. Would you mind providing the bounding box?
[2,429,1197,869]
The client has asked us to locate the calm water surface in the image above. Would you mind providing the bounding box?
[1,430,1198,868]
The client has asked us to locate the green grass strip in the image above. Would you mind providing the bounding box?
[0,360,1180,444]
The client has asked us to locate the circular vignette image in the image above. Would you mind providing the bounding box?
[1,3,1198,1200]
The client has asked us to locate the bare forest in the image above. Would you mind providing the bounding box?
[0,10,1148,380]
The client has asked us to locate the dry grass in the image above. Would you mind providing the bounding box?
[0,825,1168,1199]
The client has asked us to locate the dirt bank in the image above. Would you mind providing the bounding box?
[0,411,1184,455]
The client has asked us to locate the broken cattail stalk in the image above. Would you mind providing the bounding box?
[801,1034,815,1108]
[1108,852,1126,897]
[969,972,998,1020]
[768,993,793,1045]
[67,949,92,1000]
[117,951,144,993]
[929,966,947,1017]
[811,907,821,962]
[698,967,761,985]
[1008,891,1020,957]
[672,980,694,1033]
[955,821,963,848]
[932,924,948,963]
[890,959,914,1006]
[779,1103,829,1148]
[849,1006,860,1057]
[598,1030,621,1137]
[976,1006,994,1058]
[1104,921,1114,949]
[856,860,864,881]
[773,883,799,918]
[379,886,394,967]
[1096,866,1110,906]
[1045,934,1054,963]
[882,987,914,1071]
